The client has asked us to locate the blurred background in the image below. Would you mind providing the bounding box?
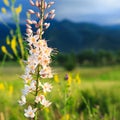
[0,0,120,120]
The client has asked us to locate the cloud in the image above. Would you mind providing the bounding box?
[1,0,120,25]
[55,0,120,25]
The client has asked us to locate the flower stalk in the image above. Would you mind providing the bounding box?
[19,0,56,119]
[40,0,44,39]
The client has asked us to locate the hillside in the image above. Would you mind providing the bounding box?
[1,20,120,53]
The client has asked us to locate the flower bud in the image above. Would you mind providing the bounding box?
[28,9,35,14]
[47,1,55,8]
[64,74,69,81]
[44,23,50,29]
[44,13,49,20]
[49,1,55,5]
[26,28,33,34]
[49,9,55,14]
[44,2,47,9]
[50,14,55,19]
[39,1,41,7]
[39,19,43,26]
[26,24,32,29]
[42,31,44,35]
[36,29,40,35]
[26,19,33,24]
[36,0,39,7]
[36,12,40,18]
[29,0,35,6]
[32,20,37,24]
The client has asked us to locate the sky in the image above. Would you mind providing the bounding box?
[0,0,120,25]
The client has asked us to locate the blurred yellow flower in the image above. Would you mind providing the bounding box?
[6,36,10,45]
[1,46,13,59]
[15,4,22,15]
[1,7,7,14]
[67,73,72,86]
[75,73,81,85]
[11,36,17,55]
[61,114,70,120]
[3,0,9,6]
[54,74,59,83]
[45,108,50,113]
[1,46,7,54]
[8,85,13,96]
[0,83,5,90]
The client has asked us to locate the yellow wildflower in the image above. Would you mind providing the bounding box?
[1,46,7,54]
[0,83,5,90]
[3,0,9,6]
[67,73,72,86]
[1,7,6,14]
[54,74,59,83]
[75,73,81,85]
[15,4,22,15]
[11,36,17,55]
[66,114,70,120]
[1,46,13,58]
[61,114,70,120]
[8,85,13,96]
[45,108,50,113]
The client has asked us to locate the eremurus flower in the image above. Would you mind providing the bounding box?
[19,0,56,119]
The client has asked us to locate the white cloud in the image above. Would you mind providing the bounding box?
[55,0,120,25]
[1,0,120,25]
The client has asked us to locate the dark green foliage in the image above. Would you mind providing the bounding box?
[77,49,96,66]
[53,49,120,70]
[77,89,120,120]
[56,53,76,71]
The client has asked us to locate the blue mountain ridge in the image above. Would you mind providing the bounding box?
[0,20,120,53]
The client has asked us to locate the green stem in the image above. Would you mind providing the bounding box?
[11,2,25,60]
[34,0,45,103]
[34,1,45,120]
[34,65,40,120]
[16,22,25,59]
[35,112,38,120]
[1,54,7,67]
[64,88,67,115]
[40,0,45,40]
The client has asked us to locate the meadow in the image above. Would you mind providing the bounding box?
[0,63,120,120]
[1,0,120,120]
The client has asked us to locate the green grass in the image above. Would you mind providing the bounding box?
[0,63,120,120]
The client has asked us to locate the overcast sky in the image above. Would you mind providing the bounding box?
[0,0,120,25]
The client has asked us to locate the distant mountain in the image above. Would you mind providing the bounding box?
[1,20,120,53]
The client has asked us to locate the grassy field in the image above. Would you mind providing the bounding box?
[0,63,120,120]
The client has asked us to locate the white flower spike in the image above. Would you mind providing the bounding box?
[19,0,56,119]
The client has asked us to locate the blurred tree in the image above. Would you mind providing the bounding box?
[77,49,95,66]
[64,52,76,71]
[116,50,120,64]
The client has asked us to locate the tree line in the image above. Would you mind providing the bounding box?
[54,49,120,71]
[1,49,120,71]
